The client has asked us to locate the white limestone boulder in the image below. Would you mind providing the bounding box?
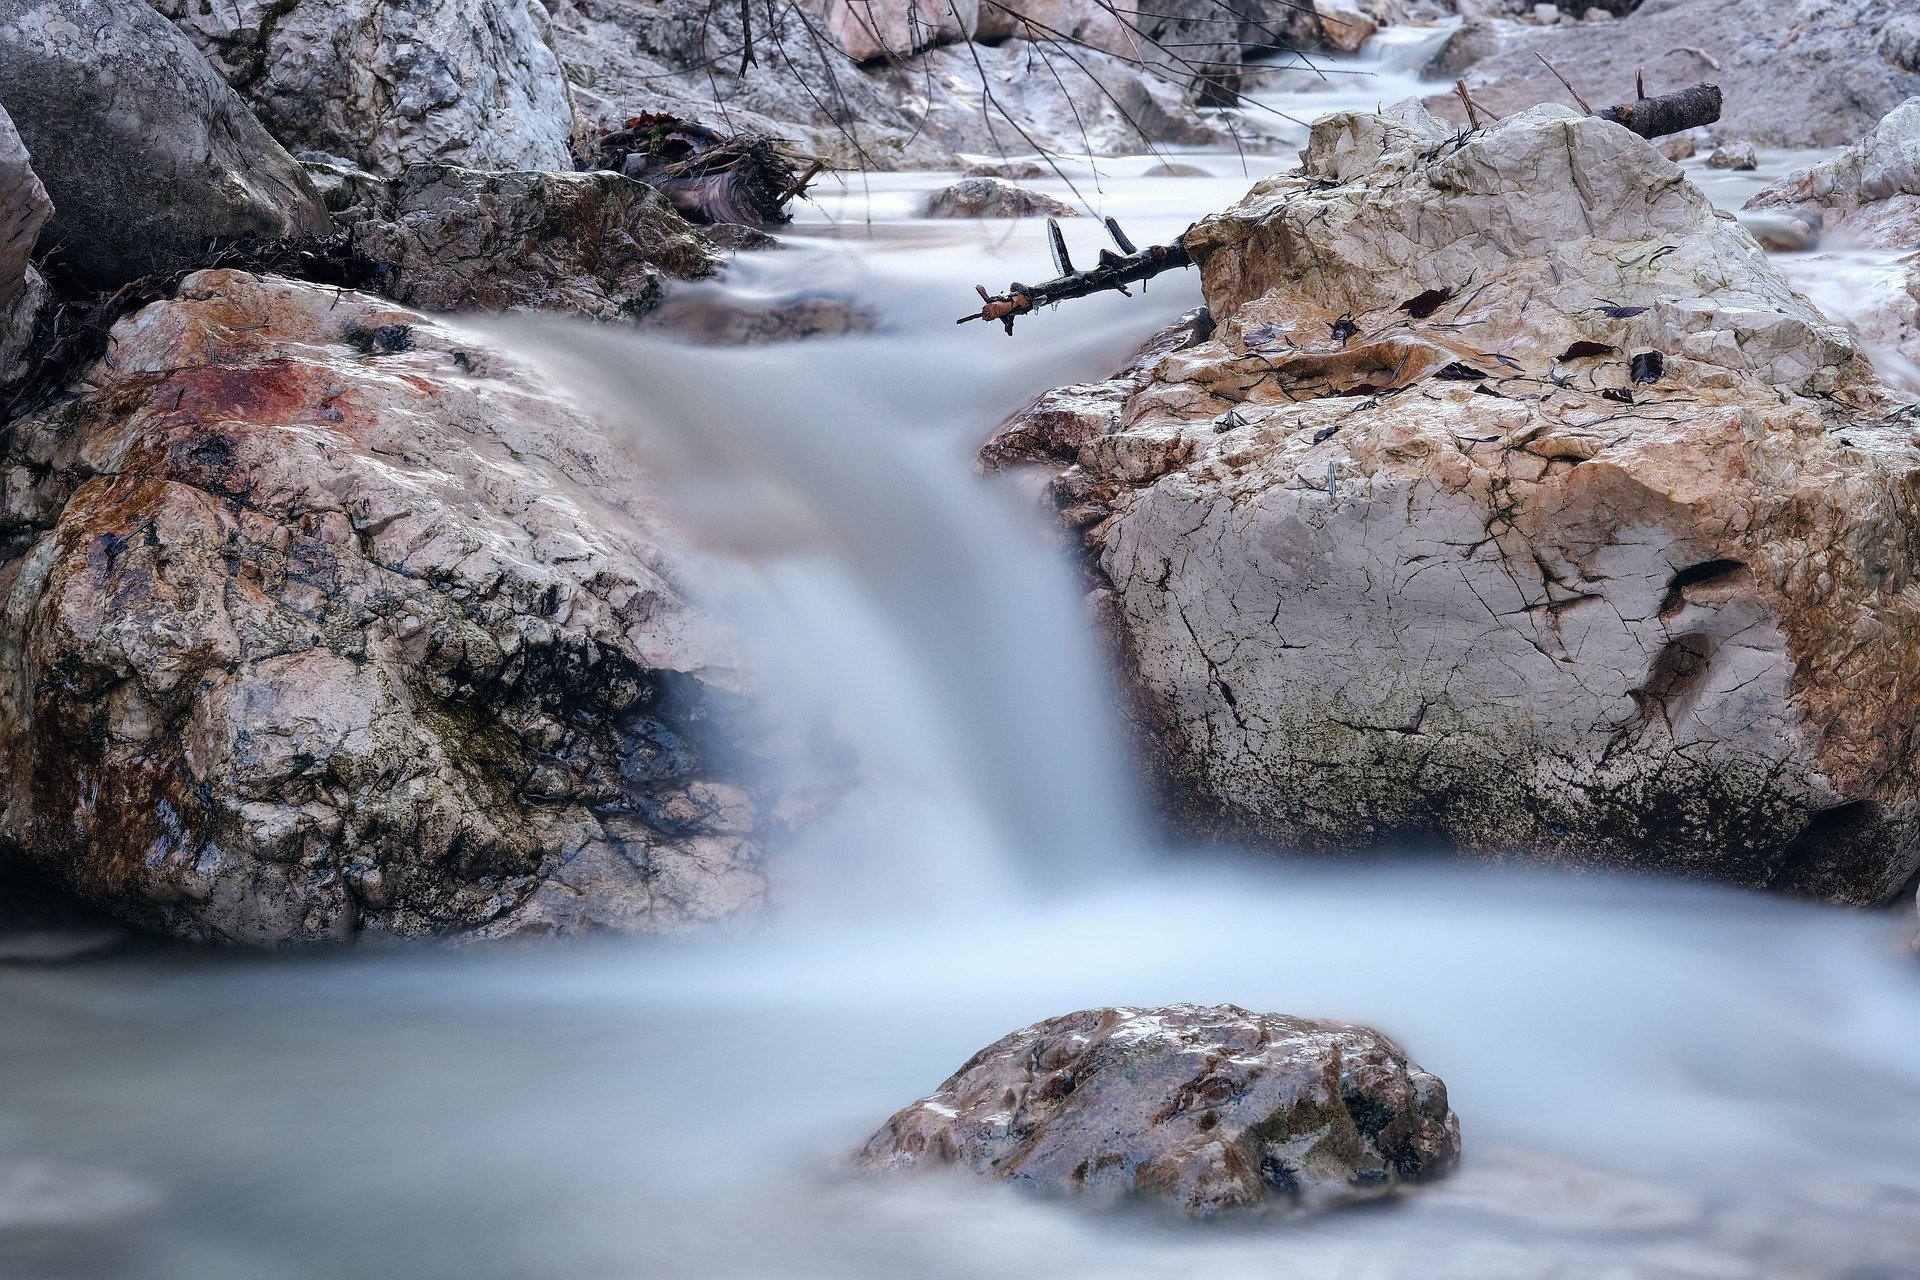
[987,103,1920,902]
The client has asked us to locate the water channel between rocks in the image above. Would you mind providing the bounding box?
[4,28,1920,1280]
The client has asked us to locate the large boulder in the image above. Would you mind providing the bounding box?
[152,0,578,177]
[986,102,1920,903]
[0,102,47,383]
[857,1004,1460,1218]
[333,164,720,320]
[0,269,780,943]
[0,0,330,292]
[1429,0,1920,148]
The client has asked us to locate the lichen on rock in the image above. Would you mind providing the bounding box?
[0,270,782,943]
[986,102,1920,902]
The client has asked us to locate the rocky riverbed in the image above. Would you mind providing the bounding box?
[2,0,1920,1273]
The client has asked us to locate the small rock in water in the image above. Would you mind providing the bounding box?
[923,178,1079,219]
[1143,162,1212,178]
[1656,135,1698,162]
[1582,6,1613,19]
[856,1003,1460,1218]
[1708,140,1760,170]
[964,161,1047,180]
[1736,211,1818,251]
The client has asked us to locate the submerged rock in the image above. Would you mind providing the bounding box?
[925,177,1080,218]
[1431,0,1920,148]
[342,166,720,320]
[0,270,779,943]
[0,0,331,291]
[0,102,47,383]
[988,103,1920,902]
[857,1003,1460,1218]
[152,0,576,177]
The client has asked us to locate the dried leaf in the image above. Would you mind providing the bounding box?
[1436,362,1489,381]
[1630,350,1665,383]
[1602,387,1636,403]
[1559,340,1616,360]
[1595,305,1649,319]
[1400,288,1455,319]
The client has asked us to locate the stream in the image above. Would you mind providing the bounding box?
[5,26,1920,1280]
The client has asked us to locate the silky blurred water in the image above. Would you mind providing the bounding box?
[6,27,1920,1280]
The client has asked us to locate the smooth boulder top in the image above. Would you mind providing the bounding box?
[0,0,330,291]
[857,1003,1460,1218]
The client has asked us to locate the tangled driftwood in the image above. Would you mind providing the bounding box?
[594,114,821,226]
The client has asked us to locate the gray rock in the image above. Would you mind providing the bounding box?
[0,101,47,383]
[989,103,1920,901]
[152,0,578,178]
[346,165,719,320]
[1706,139,1758,170]
[857,1004,1460,1218]
[1747,97,1920,248]
[924,177,1080,217]
[0,270,782,943]
[1430,0,1920,148]
[965,160,1050,179]
[0,0,330,291]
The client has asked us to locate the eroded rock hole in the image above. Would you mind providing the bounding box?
[1631,633,1715,724]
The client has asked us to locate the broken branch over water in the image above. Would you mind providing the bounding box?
[957,217,1192,334]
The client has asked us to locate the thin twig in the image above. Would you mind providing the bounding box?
[1533,53,1591,113]
[1454,78,1483,130]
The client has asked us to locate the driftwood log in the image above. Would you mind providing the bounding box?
[594,114,820,226]
[958,82,1723,334]
[1598,82,1723,140]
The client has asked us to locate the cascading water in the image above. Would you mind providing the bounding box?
[5,31,1920,1280]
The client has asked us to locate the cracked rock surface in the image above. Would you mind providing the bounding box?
[856,1003,1460,1218]
[151,0,577,178]
[0,0,331,291]
[329,163,720,321]
[0,269,781,943]
[0,101,46,383]
[986,103,1920,901]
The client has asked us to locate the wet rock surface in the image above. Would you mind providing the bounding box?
[987,102,1920,900]
[1430,0,1920,148]
[1749,98,1920,249]
[857,1003,1460,1218]
[336,165,720,320]
[0,269,781,943]
[152,0,577,177]
[0,0,331,291]
[925,178,1081,218]
[0,102,47,383]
